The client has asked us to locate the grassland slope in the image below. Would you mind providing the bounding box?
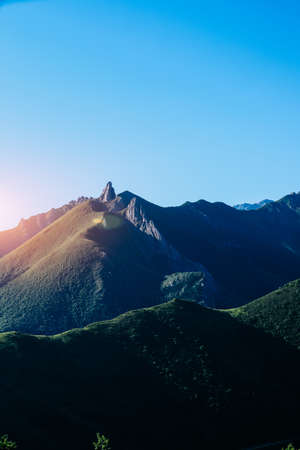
[229,279,300,348]
[0,198,88,257]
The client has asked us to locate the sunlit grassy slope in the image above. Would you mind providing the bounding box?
[0,200,166,333]
[0,299,299,450]
[229,279,300,348]
[0,201,79,257]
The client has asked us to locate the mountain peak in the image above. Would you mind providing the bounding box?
[234,199,273,211]
[99,181,116,202]
[278,191,300,209]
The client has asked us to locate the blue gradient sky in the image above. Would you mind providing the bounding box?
[0,0,300,229]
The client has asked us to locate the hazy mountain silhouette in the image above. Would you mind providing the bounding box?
[234,199,273,210]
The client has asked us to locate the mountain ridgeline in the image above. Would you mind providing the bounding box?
[0,196,90,257]
[1,183,300,333]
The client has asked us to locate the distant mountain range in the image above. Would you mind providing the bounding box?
[1,183,300,333]
[234,199,273,210]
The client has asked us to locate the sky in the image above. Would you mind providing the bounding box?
[0,0,300,229]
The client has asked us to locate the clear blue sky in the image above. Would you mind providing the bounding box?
[1,0,300,229]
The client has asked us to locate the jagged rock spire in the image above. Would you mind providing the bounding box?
[100,181,116,202]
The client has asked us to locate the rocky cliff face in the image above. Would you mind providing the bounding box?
[98,186,217,305]
[121,195,217,305]
[124,196,164,241]
[124,196,212,270]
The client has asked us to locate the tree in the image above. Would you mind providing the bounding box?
[0,435,17,450]
[93,433,111,450]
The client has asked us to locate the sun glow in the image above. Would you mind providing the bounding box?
[0,191,22,231]
[93,217,104,225]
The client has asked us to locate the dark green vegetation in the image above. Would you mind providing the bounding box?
[160,271,207,304]
[93,434,111,450]
[230,279,300,348]
[0,435,17,449]
[0,433,111,450]
[0,300,299,450]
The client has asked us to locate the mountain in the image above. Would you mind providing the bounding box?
[0,194,214,334]
[2,184,300,334]
[116,189,300,307]
[0,299,299,450]
[234,199,273,210]
[229,278,300,348]
[0,196,89,257]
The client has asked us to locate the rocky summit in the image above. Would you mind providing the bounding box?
[99,181,117,202]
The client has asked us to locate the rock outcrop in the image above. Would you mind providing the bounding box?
[99,181,116,202]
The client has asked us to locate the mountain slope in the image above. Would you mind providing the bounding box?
[0,197,89,257]
[0,299,299,450]
[117,190,300,307]
[0,198,214,334]
[229,279,300,348]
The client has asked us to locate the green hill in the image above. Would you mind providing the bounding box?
[0,299,299,450]
[0,200,167,334]
[0,196,214,334]
[229,279,300,348]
